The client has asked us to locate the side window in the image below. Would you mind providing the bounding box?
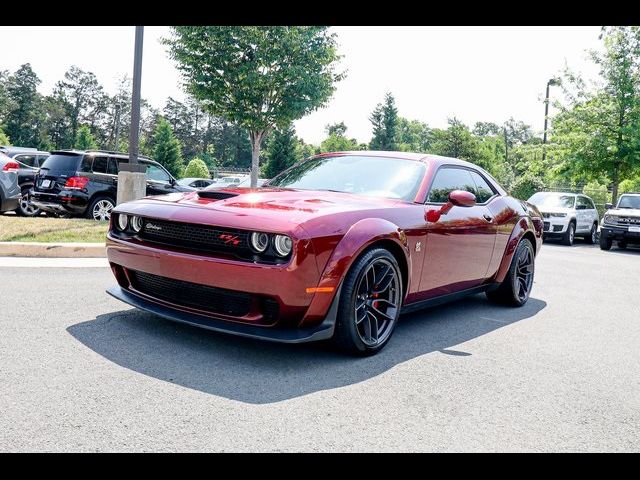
[15,155,36,167]
[145,164,171,183]
[107,158,119,175]
[92,156,109,174]
[576,196,590,210]
[427,167,476,203]
[36,155,49,167]
[469,170,496,203]
[588,198,596,210]
[80,156,93,172]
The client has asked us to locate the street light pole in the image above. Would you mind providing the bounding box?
[117,26,147,205]
[542,78,558,162]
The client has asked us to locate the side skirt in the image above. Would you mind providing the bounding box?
[400,283,500,315]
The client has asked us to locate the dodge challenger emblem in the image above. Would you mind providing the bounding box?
[415,241,422,252]
[145,223,162,231]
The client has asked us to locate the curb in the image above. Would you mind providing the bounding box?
[0,242,106,258]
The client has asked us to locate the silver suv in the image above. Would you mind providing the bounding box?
[600,193,640,250]
[0,152,21,213]
[528,192,599,246]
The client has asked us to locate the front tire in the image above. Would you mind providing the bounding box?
[86,196,115,221]
[331,248,403,356]
[562,221,575,246]
[584,223,597,245]
[486,238,535,307]
[599,234,612,250]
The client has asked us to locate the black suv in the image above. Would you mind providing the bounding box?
[31,150,194,221]
[0,146,50,216]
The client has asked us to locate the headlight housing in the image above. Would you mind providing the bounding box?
[130,215,143,233]
[603,214,614,224]
[273,234,293,257]
[250,232,270,253]
[116,214,128,231]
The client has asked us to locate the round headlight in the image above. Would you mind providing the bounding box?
[250,232,270,253]
[274,234,293,257]
[116,214,128,231]
[131,216,143,233]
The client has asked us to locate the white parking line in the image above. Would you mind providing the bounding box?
[0,257,109,268]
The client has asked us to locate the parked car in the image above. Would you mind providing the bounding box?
[204,176,267,189]
[0,152,22,214]
[177,177,216,189]
[0,146,50,216]
[106,151,543,355]
[599,193,640,250]
[31,150,195,221]
[527,191,599,246]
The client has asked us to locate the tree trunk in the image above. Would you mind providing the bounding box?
[612,163,619,206]
[249,130,265,188]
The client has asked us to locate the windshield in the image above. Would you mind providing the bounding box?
[268,155,426,201]
[39,154,82,173]
[528,193,576,209]
[617,195,640,209]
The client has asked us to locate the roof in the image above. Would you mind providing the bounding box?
[0,146,50,155]
[50,149,153,161]
[311,150,482,167]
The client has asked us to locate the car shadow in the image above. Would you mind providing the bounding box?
[67,295,546,404]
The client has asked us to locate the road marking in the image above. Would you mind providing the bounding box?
[0,257,109,268]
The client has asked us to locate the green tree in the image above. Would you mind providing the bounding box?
[396,118,432,152]
[0,126,10,145]
[183,157,210,178]
[4,64,42,146]
[369,92,398,150]
[152,118,184,178]
[619,177,640,194]
[510,173,545,200]
[320,122,359,152]
[74,125,97,150]
[552,26,640,203]
[583,180,611,216]
[262,124,299,178]
[432,117,479,161]
[165,26,344,187]
[325,122,347,136]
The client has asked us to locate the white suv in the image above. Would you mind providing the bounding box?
[600,193,640,250]
[527,192,599,246]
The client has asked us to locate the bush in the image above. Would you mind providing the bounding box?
[183,158,210,179]
[583,180,611,217]
[510,174,545,201]
[619,178,640,194]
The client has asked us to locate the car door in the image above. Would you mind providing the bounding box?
[575,196,590,233]
[420,166,498,297]
[14,154,38,190]
[582,196,598,230]
[143,162,174,196]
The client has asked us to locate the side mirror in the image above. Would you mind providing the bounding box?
[449,190,477,207]
[605,203,613,210]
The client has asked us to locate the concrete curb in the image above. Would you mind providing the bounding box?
[0,242,106,258]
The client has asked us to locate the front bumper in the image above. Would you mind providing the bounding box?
[601,225,640,243]
[107,284,338,343]
[542,217,569,236]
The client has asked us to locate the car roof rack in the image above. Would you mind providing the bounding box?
[51,149,153,161]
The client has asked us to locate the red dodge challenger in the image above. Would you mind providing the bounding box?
[106,151,543,355]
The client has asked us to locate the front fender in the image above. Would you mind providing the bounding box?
[492,216,540,284]
[299,218,409,327]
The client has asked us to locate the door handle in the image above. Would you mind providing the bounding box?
[483,213,493,222]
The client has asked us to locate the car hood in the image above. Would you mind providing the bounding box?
[115,188,407,237]
[606,208,640,217]
[535,206,574,215]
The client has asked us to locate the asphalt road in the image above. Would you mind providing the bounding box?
[1,242,639,452]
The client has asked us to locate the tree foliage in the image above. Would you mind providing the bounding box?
[165,26,344,186]
[369,92,398,150]
[263,124,300,178]
[510,173,546,200]
[183,157,210,179]
[74,125,97,150]
[152,118,184,178]
[0,126,10,146]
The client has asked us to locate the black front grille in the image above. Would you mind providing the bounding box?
[138,218,250,257]
[129,269,252,317]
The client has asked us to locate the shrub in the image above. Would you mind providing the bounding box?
[183,158,210,179]
[510,174,545,201]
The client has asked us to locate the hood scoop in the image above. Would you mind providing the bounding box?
[197,191,239,200]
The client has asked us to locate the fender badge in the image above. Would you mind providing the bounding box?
[415,241,422,252]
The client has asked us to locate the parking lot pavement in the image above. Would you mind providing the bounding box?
[1,242,639,452]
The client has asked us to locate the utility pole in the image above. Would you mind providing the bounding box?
[117,26,147,205]
[542,78,559,162]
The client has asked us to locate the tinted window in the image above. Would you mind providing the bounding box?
[92,156,109,174]
[576,196,591,210]
[618,195,640,209]
[107,158,119,175]
[145,164,171,183]
[15,155,37,167]
[427,167,476,203]
[269,155,426,201]
[39,154,82,173]
[36,155,49,167]
[470,170,496,203]
[80,156,93,173]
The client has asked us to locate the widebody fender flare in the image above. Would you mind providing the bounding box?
[492,216,540,284]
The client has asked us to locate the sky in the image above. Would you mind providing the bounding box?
[2,26,603,144]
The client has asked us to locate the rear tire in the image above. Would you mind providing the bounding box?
[486,238,534,307]
[15,188,41,217]
[331,248,403,356]
[584,223,597,245]
[562,221,575,246]
[599,234,612,250]
[86,196,115,221]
